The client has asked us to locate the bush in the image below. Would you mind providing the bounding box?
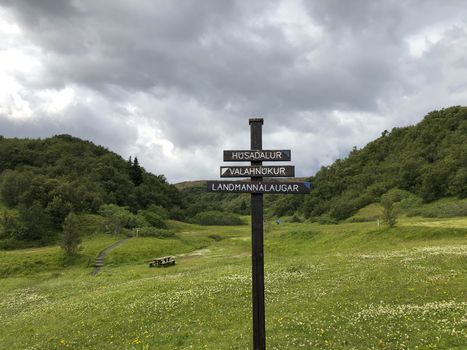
[136,227,175,238]
[288,214,302,223]
[144,204,168,219]
[139,211,167,229]
[0,210,20,239]
[99,204,136,234]
[168,207,186,221]
[329,201,358,221]
[191,211,243,226]
[60,212,81,257]
[347,217,375,223]
[76,214,106,236]
[0,238,43,250]
[381,196,397,228]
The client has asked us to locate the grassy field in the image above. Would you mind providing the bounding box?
[0,216,466,349]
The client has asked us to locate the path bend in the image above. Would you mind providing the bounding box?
[91,237,133,276]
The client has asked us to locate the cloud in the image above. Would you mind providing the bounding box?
[0,0,466,182]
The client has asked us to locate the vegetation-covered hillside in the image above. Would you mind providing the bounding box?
[303,106,467,219]
[0,134,182,244]
[180,106,467,220]
[1,106,465,244]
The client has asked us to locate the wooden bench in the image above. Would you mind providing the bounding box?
[148,256,176,268]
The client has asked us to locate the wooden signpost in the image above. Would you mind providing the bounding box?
[223,150,291,162]
[220,165,295,178]
[207,118,311,350]
[207,181,310,194]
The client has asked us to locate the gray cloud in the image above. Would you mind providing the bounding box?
[0,0,466,182]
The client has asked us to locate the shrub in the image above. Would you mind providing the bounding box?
[168,207,186,221]
[380,188,413,227]
[0,210,20,239]
[99,204,136,235]
[288,214,302,223]
[139,211,167,229]
[144,204,168,219]
[381,196,397,228]
[191,211,243,226]
[0,238,43,250]
[348,217,375,223]
[76,214,106,236]
[60,212,81,257]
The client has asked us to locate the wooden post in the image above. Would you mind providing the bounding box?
[209,119,311,348]
[249,118,265,350]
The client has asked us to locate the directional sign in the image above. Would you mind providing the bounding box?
[223,149,291,162]
[207,181,311,194]
[210,119,310,349]
[220,165,295,178]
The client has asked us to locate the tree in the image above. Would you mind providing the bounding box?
[127,156,133,171]
[46,195,73,229]
[380,189,409,228]
[61,212,81,257]
[139,205,168,229]
[0,210,20,239]
[0,170,32,207]
[16,201,53,240]
[381,197,397,228]
[129,156,143,186]
[99,204,135,235]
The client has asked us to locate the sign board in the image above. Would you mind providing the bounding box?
[220,165,295,178]
[207,181,311,194]
[208,119,312,349]
[223,150,291,162]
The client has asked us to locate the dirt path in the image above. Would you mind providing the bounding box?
[91,237,133,276]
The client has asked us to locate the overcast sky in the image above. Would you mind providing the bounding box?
[0,0,466,183]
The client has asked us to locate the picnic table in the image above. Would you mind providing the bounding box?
[148,256,176,267]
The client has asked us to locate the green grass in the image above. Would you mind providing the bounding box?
[0,234,121,277]
[350,203,383,220]
[0,217,466,349]
[407,197,467,218]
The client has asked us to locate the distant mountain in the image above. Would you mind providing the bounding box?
[174,180,207,191]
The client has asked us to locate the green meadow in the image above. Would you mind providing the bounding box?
[0,215,466,349]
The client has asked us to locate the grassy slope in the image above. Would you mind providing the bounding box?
[0,217,466,349]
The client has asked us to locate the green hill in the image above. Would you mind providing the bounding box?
[0,134,182,244]
[1,106,466,241]
[303,106,467,220]
[181,106,467,220]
